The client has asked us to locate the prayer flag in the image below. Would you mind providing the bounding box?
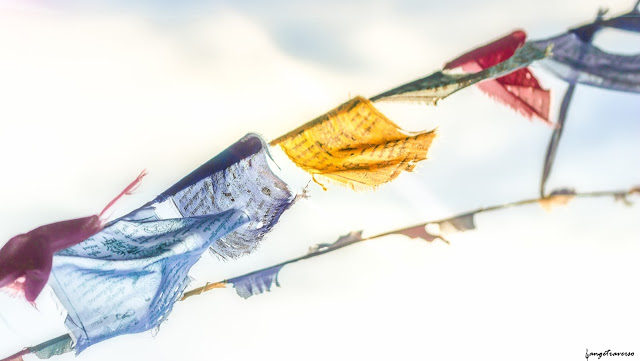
[444,31,551,123]
[29,335,73,359]
[370,42,550,105]
[0,172,146,302]
[49,133,295,353]
[531,33,640,93]
[228,265,285,299]
[156,134,296,259]
[271,97,436,190]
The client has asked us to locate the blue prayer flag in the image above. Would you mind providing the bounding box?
[49,133,296,352]
[228,265,285,299]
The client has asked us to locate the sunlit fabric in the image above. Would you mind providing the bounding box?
[49,133,295,353]
[157,133,296,258]
[0,172,146,303]
[29,335,73,359]
[228,265,284,299]
[444,31,551,123]
[531,33,640,93]
[50,209,249,353]
[271,97,436,190]
[370,42,550,104]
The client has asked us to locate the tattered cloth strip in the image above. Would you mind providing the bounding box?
[228,265,285,299]
[270,97,436,190]
[156,133,296,259]
[444,30,551,123]
[370,42,550,104]
[50,209,250,353]
[0,171,146,302]
[530,33,640,93]
[48,133,297,352]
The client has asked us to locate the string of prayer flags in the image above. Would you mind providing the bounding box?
[369,42,551,105]
[48,133,296,353]
[270,96,437,190]
[530,33,640,93]
[3,187,636,361]
[437,213,477,234]
[392,224,441,243]
[153,133,296,259]
[444,31,551,123]
[228,264,285,299]
[0,171,146,303]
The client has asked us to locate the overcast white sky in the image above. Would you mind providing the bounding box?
[0,0,639,360]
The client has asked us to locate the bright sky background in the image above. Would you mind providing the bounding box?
[0,0,639,360]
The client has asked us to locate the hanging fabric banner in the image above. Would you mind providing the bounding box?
[444,30,551,123]
[370,42,550,104]
[271,96,437,190]
[530,33,640,93]
[0,172,146,302]
[50,209,250,353]
[49,133,296,353]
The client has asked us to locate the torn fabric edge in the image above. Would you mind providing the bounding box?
[369,42,550,104]
[228,264,285,299]
[530,32,640,93]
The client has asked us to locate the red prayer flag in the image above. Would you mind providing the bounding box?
[445,30,551,123]
[0,171,146,302]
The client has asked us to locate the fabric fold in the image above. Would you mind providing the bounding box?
[158,133,296,259]
[49,133,296,353]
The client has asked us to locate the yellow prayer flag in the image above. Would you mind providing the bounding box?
[270,96,436,190]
